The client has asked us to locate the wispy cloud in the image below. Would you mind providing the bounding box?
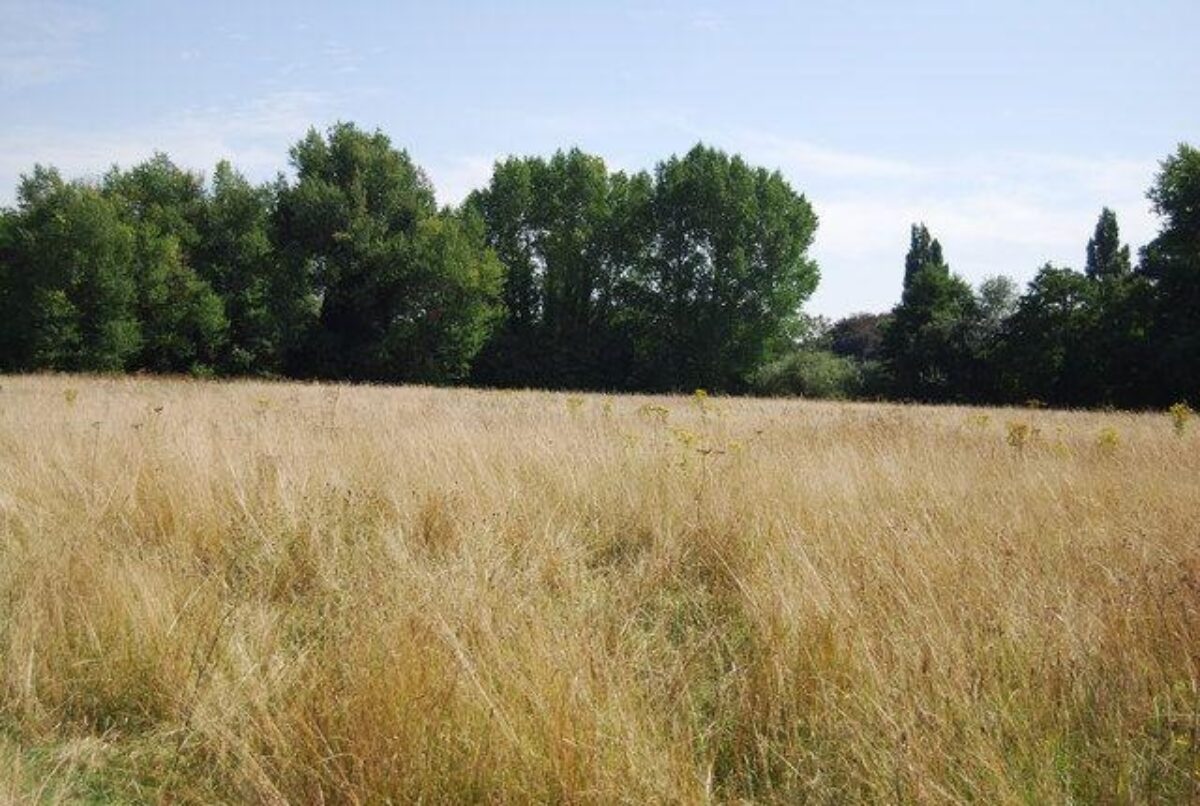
[692,130,1161,315]
[0,90,334,198]
[322,40,361,75]
[800,151,1160,316]
[729,132,923,180]
[0,0,100,90]
[424,155,497,208]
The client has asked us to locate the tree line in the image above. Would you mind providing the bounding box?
[0,123,817,392]
[768,144,1197,409]
[0,123,1195,408]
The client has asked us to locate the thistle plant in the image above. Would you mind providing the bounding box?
[669,426,699,449]
[1096,427,1120,456]
[1168,402,1193,437]
[1006,421,1036,453]
[637,403,669,424]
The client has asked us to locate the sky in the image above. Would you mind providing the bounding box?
[2,0,1197,317]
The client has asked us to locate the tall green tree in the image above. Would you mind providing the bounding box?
[1,167,140,371]
[466,157,540,385]
[975,275,1019,337]
[904,222,945,286]
[0,207,17,365]
[102,153,206,252]
[467,149,649,388]
[1140,143,1200,405]
[195,161,292,374]
[127,226,227,373]
[1078,208,1151,406]
[632,144,819,391]
[102,155,227,373]
[964,275,1020,400]
[277,123,503,382]
[883,224,977,400]
[995,264,1096,405]
[1085,207,1132,281]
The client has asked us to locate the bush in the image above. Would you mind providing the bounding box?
[749,349,862,399]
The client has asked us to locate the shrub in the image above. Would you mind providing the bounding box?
[749,349,862,399]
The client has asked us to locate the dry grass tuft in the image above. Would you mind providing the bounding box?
[0,375,1197,802]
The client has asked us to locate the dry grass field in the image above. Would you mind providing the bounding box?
[0,374,1197,803]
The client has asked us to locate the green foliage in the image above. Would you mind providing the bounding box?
[903,221,945,286]
[633,144,819,392]
[828,312,888,362]
[0,209,19,363]
[1140,144,1200,406]
[2,168,141,371]
[994,264,1096,405]
[469,144,819,393]
[383,209,505,383]
[975,275,1018,337]
[1,134,1197,409]
[467,149,644,389]
[882,224,978,401]
[195,161,289,374]
[277,123,503,382]
[101,156,229,374]
[127,227,227,373]
[102,153,206,251]
[749,349,861,399]
[1085,207,1132,281]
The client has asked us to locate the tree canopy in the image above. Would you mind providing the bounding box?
[0,130,1196,409]
[276,123,503,382]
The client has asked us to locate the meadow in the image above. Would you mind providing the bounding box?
[0,375,1197,803]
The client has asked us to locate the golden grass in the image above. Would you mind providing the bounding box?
[0,374,1197,803]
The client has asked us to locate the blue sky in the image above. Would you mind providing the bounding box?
[2,0,1196,317]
